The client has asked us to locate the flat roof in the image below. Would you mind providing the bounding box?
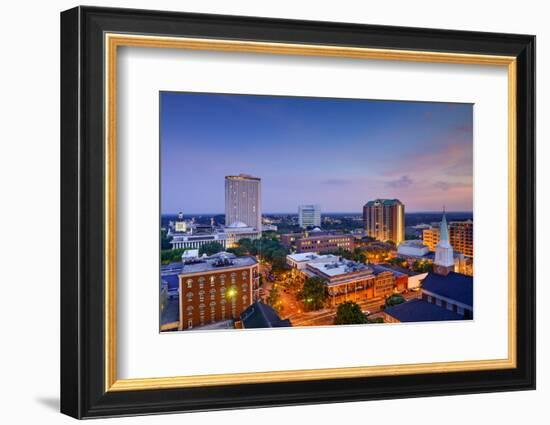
[179,255,257,275]
[384,299,465,322]
[299,234,354,241]
[307,259,371,278]
[287,252,320,262]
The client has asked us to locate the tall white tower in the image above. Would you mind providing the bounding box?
[225,174,262,231]
[298,204,321,228]
[434,210,455,275]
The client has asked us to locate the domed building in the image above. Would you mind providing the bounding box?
[223,221,261,248]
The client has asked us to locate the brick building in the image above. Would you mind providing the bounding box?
[296,234,355,253]
[177,253,259,330]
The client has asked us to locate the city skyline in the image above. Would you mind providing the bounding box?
[161,92,473,214]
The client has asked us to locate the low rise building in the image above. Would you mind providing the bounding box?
[286,252,339,270]
[301,257,403,306]
[173,252,259,330]
[170,221,260,250]
[397,240,430,258]
[296,233,354,253]
[280,232,302,248]
[223,221,261,248]
[170,232,227,250]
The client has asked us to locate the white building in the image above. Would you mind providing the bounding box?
[298,204,321,228]
[170,232,227,250]
[224,221,261,248]
[434,211,455,275]
[174,211,188,233]
[225,174,262,231]
[397,240,430,257]
[286,252,339,270]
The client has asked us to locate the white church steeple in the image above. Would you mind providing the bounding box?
[434,208,455,275]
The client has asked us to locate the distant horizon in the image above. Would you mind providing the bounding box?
[161,210,474,216]
[161,92,473,214]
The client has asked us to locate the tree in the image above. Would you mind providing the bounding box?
[334,301,368,325]
[267,285,282,313]
[388,257,408,268]
[385,293,406,307]
[299,277,328,311]
[412,260,433,273]
[160,248,188,265]
[199,242,225,256]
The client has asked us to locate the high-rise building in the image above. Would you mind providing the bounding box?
[423,220,473,257]
[225,174,262,231]
[363,199,405,244]
[434,212,455,276]
[298,204,321,228]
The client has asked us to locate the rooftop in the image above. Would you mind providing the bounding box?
[240,302,291,328]
[421,272,473,307]
[371,264,408,278]
[178,253,257,275]
[307,258,372,278]
[399,240,429,248]
[287,252,321,262]
[225,174,261,181]
[384,298,466,322]
[364,198,403,207]
[299,233,353,242]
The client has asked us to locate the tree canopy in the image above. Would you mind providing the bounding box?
[199,242,225,256]
[332,247,367,264]
[412,260,433,273]
[334,301,368,325]
[160,248,187,265]
[385,293,406,307]
[228,237,290,271]
[299,276,328,311]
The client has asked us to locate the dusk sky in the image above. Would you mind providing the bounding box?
[161,92,473,214]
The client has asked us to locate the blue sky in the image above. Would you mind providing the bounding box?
[161,92,473,214]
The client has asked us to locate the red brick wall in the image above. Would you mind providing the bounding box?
[179,265,258,330]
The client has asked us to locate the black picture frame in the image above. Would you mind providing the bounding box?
[61,5,535,419]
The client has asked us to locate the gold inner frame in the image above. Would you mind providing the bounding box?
[104,33,517,392]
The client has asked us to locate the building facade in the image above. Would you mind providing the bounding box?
[225,174,262,231]
[363,199,405,244]
[178,254,259,330]
[298,204,321,228]
[170,232,227,250]
[291,255,405,306]
[296,234,355,253]
[423,220,473,257]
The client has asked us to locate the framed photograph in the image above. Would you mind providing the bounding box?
[60,6,535,419]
